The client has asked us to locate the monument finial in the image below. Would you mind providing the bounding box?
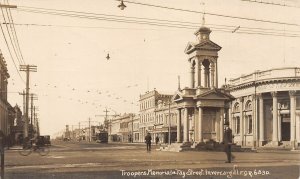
[178,75,181,91]
[200,1,206,26]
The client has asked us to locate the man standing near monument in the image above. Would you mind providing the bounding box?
[224,126,235,163]
[145,132,152,152]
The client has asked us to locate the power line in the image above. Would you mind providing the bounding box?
[118,0,300,27]
[20,4,300,27]
[6,0,26,64]
[239,0,300,8]
[4,15,300,34]
[0,4,23,65]
[0,20,25,83]
[14,8,300,38]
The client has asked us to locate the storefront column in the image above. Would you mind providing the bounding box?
[183,108,189,143]
[271,92,279,145]
[210,62,215,88]
[289,91,296,149]
[177,109,182,143]
[198,107,203,142]
[258,93,265,146]
[239,98,244,145]
[190,62,195,88]
[194,108,199,142]
[253,94,258,148]
[220,108,224,143]
[215,59,218,88]
[197,59,202,87]
[229,103,233,131]
[278,113,282,142]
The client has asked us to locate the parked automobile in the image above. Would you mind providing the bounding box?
[96,131,108,143]
[43,135,51,146]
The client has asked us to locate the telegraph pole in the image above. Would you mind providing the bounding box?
[36,119,40,136]
[20,65,37,138]
[19,90,26,113]
[30,93,38,136]
[95,108,120,142]
[88,118,91,142]
[104,108,109,130]
[78,122,81,141]
[168,102,171,145]
[131,114,134,143]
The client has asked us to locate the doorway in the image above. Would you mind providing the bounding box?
[281,114,290,141]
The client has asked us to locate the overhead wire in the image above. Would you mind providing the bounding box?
[0,1,25,83]
[239,0,300,8]
[117,0,300,27]
[6,0,26,64]
[14,8,300,38]
[19,4,300,28]
[4,15,300,34]
[0,17,25,83]
[0,2,23,65]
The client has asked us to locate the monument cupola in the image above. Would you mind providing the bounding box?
[195,26,211,42]
[184,18,221,89]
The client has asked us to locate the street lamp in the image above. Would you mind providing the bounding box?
[168,101,171,145]
[106,53,110,60]
[118,0,126,10]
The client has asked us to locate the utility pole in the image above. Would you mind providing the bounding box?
[168,101,171,145]
[36,119,40,136]
[131,114,134,143]
[104,108,109,130]
[30,93,38,137]
[88,118,91,142]
[71,125,74,140]
[20,65,37,138]
[33,106,36,133]
[19,90,26,114]
[95,108,120,142]
[78,122,81,141]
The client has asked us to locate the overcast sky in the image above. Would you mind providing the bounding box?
[1,0,300,136]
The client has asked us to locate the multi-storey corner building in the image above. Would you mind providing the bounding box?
[228,67,300,148]
[139,89,179,143]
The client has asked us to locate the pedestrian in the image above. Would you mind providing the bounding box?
[155,136,159,145]
[223,126,235,163]
[145,132,152,152]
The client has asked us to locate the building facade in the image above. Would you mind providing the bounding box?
[109,113,134,142]
[11,105,23,144]
[228,67,300,148]
[139,90,179,143]
[0,53,10,137]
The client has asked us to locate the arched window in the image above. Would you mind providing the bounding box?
[233,103,240,113]
[245,100,252,111]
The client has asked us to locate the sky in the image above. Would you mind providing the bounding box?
[1,0,299,136]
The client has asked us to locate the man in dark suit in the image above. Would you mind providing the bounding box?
[145,133,152,152]
[224,126,235,163]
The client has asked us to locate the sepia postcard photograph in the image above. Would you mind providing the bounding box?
[0,0,299,178]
